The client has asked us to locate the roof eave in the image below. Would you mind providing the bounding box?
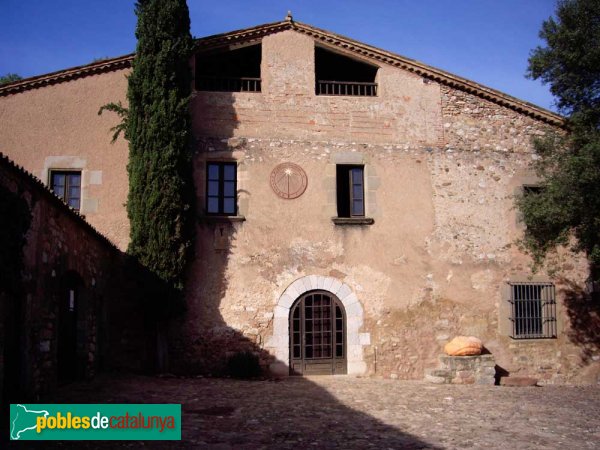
[0,19,564,126]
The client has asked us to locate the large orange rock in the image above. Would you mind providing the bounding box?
[444,336,483,356]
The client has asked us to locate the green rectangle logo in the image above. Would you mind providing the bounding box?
[10,404,181,440]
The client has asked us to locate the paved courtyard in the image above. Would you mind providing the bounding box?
[10,374,600,449]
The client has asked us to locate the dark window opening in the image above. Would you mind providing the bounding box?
[50,170,81,211]
[523,185,543,196]
[206,162,237,215]
[195,44,261,92]
[337,165,364,217]
[315,46,378,96]
[508,282,557,339]
[520,185,543,228]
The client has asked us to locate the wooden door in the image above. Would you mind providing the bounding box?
[290,291,346,375]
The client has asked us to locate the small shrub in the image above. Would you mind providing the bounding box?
[226,351,262,379]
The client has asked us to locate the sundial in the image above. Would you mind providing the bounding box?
[270,162,308,199]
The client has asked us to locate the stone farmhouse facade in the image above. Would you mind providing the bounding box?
[1,16,597,384]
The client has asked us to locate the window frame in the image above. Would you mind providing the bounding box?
[49,169,82,211]
[507,282,557,339]
[205,161,238,216]
[336,164,365,218]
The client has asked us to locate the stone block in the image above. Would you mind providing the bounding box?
[346,316,363,330]
[332,152,364,164]
[307,275,319,290]
[345,301,363,319]
[480,366,497,376]
[347,344,363,360]
[329,279,342,295]
[272,319,288,337]
[346,332,360,346]
[278,294,295,309]
[342,292,359,306]
[321,277,332,291]
[367,176,381,190]
[269,361,289,377]
[359,333,371,346]
[88,170,103,185]
[283,284,300,301]
[336,283,352,300]
[425,374,446,384]
[347,361,367,375]
[316,276,326,289]
[81,198,99,214]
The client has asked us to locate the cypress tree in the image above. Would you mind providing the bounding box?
[126,0,195,291]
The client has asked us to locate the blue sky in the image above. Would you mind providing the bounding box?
[0,0,558,111]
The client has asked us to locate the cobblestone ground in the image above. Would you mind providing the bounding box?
[9,374,600,449]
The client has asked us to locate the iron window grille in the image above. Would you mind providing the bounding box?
[316,80,377,97]
[206,162,237,215]
[336,165,365,217]
[196,76,261,93]
[508,282,557,339]
[50,170,81,211]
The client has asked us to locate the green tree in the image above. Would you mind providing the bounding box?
[519,0,600,279]
[124,0,195,291]
[0,73,22,85]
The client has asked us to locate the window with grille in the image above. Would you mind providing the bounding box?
[50,170,81,210]
[508,282,557,339]
[206,162,237,215]
[336,165,364,217]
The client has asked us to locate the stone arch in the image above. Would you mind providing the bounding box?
[267,275,368,376]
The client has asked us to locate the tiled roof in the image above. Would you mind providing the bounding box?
[0,18,563,126]
[0,152,120,252]
[0,54,133,97]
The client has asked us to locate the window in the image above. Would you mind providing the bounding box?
[523,185,542,196]
[195,44,261,92]
[508,282,557,339]
[336,165,364,217]
[50,170,81,210]
[518,184,543,227]
[206,162,237,215]
[315,46,378,96]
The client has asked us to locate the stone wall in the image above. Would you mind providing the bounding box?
[425,354,496,385]
[0,154,159,401]
[172,131,596,384]
[191,30,442,146]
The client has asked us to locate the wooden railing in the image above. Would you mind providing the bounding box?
[316,80,377,96]
[196,76,261,93]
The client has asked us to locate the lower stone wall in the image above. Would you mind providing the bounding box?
[0,154,162,401]
[425,355,496,385]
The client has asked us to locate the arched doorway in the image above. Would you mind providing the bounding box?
[289,290,347,375]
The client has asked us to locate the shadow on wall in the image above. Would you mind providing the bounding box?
[174,90,266,374]
[559,276,600,364]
